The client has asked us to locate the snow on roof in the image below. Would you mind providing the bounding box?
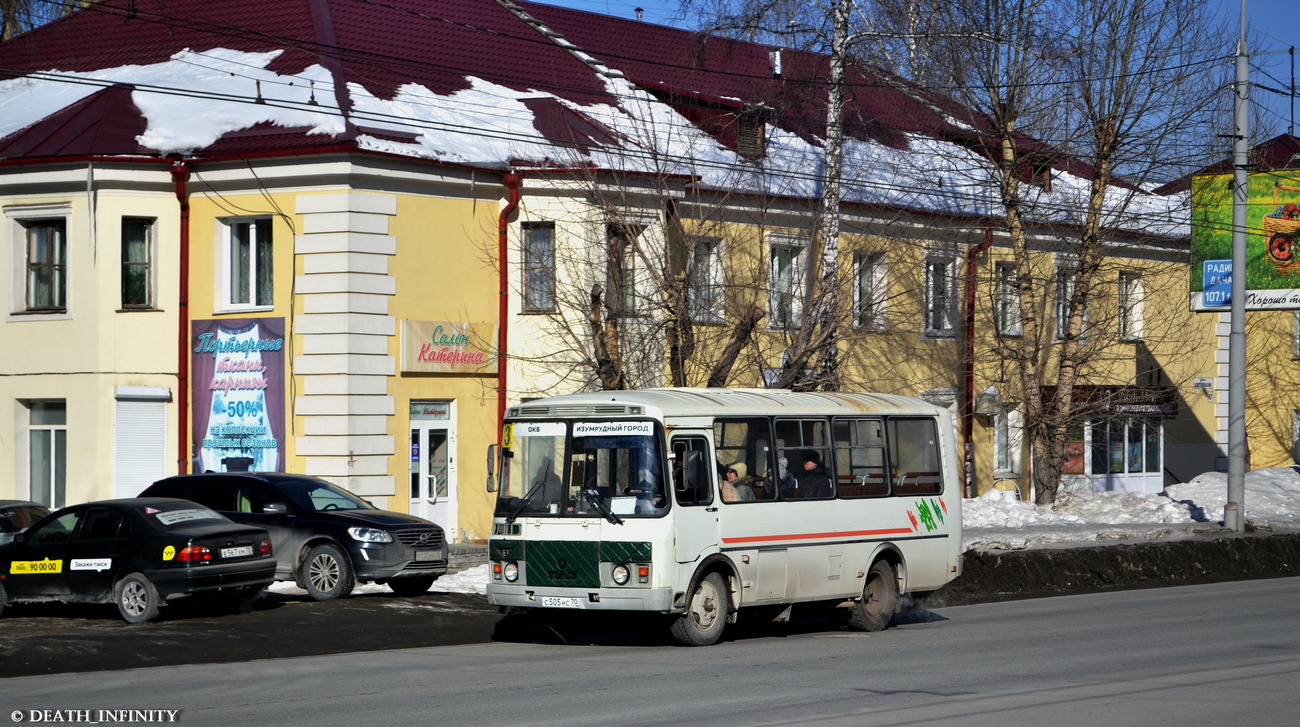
[0,0,1187,234]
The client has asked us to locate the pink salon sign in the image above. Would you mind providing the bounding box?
[401,320,497,375]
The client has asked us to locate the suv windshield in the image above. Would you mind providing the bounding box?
[277,479,373,512]
[495,420,667,520]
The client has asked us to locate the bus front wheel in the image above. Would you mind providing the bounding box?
[671,572,727,646]
[847,560,898,632]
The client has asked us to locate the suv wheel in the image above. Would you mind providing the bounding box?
[301,544,355,601]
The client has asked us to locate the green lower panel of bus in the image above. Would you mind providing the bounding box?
[491,540,652,588]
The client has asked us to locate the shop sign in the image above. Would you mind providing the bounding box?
[402,320,497,375]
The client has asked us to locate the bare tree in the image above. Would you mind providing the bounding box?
[924,0,1225,503]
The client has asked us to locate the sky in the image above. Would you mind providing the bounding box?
[269,465,1300,597]
[533,0,1300,139]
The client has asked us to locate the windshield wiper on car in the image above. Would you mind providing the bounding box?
[579,486,623,525]
[505,459,552,526]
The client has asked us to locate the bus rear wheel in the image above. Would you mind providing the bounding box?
[847,560,898,632]
[671,572,727,646]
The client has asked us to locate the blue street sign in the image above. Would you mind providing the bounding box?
[1202,259,1232,307]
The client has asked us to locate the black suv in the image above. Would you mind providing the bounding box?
[140,473,447,600]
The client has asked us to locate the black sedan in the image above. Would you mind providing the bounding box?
[0,500,50,545]
[141,473,447,600]
[0,498,275,623]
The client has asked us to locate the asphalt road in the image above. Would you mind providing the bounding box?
[2,532,1297,678]
[4,578,1298,727]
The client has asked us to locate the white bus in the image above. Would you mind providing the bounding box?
[485,388,963,645]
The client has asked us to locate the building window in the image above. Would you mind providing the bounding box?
[1118,271,1144,341]
[993,404,1023,475]
[1089,417,1161,475]
[688,237,725,323]
[28,401,67,508]
[223,218,273,309]
[993,262,1021,336]
[25,220,67,312]
[923,251,957,335]
[522,222,556,313]
[853,251,886,331]
[606,223,643,316]
[1056,263,1083,341]
[1292,311,1300,359]
[1293,410,1300,465]
[122,217,154,309]
[769,235,808,329]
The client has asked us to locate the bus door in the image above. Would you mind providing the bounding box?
[669,433,719,564]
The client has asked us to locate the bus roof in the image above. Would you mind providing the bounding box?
[507,388,947,419]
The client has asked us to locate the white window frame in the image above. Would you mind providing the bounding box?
[1293,409,1300,465]
[605,222,644,317]
[1119,271,1144,342]
[7,203,72,320]
[993,403,1023,476]
[1055,261,1086,341]
[1292,311,1300,359]
[26,400,67,509]
[993,261,1021,336]
[219,216,274,312]
[768,233,809,330]
[688,236,725,324]
[121,216,156,309]
[853,251,887,331]
[923,249,958,336]
[521,221,556,313]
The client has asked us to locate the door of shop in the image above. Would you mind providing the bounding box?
[410,400,457,542]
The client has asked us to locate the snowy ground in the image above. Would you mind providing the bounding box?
[269,467,1300,598]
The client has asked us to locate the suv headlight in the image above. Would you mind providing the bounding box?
[348,526,394,543]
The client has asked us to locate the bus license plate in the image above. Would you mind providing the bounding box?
[414,550,438,562]
[541,596,583,609]
[220,546,253,559]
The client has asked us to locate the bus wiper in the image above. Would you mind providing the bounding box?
[580,487,623,525]
[505,458,551,526]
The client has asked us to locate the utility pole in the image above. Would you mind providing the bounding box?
[1225,0,1249,533]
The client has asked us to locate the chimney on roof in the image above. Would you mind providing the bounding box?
[635,7,643,20]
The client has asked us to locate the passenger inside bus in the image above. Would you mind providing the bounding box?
[626,468,666,512]
[721,463,755,502]
[784,451,833,499]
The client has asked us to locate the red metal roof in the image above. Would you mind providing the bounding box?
[0,84,150,158]
[517,1,973,149]
[0,0,619,160]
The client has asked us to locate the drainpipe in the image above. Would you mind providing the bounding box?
[170,159,192,474]
[497,172,522,445]
[962,224,994,498]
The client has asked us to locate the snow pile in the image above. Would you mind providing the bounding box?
[963,467,1300,550]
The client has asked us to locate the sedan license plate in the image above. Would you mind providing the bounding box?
[414,550,439,562]
[220,545,253,559]
[540,596,583,609]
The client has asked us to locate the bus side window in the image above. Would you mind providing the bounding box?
[672,438,714,506]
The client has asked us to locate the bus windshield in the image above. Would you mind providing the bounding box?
[495,420,667,520]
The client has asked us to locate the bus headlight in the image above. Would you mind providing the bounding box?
[612,564,631,585]
[503,562,519,582]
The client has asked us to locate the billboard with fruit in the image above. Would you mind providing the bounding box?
[1190,171,1300,311]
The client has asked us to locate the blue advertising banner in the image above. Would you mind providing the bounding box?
[191,318,286,473]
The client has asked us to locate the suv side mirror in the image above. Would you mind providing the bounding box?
[263,502,290,516]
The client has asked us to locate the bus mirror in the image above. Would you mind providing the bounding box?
[486,444,498,492]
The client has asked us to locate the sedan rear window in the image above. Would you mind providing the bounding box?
[147,505,224,527]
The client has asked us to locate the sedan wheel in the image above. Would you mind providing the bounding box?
[115,573,161,624]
